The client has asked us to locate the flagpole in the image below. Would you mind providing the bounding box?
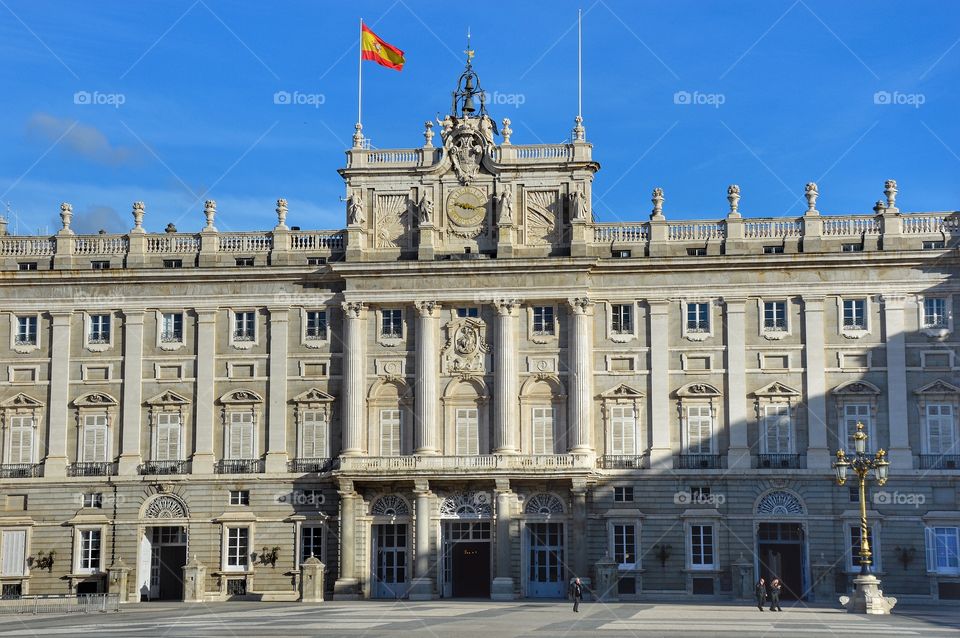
[577,8,582,119]
[358,18,363,127]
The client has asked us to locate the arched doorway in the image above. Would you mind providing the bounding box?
[754,490,808,600]
[137,493,189,601]
[369,494,411,599]
[523,493,567,598]
[439,491,493,598]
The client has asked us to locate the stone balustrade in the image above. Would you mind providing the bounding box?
[338,454,594,474]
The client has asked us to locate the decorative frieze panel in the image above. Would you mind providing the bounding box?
[374,193,411,249]
[524,190,560,246]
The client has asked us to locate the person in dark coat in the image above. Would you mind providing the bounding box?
[571,577,583,612]
[769,578,783,611]
[755,577,767,611]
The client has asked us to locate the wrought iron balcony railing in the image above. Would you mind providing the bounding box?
[677,454,723,470]
[756,453,805,469]
[215,458,264,474]
[138,460,190,475]
[0,463,42,478]
[68,462,117,477]
[288,458,338,473]
[919,454,960,470]
[598,454,650,469]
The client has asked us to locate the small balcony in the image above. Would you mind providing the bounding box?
[756,454,805,469]
[288,458,338,473]
[215,458,263,474]
[68,462,117,477]
[919,454,960,470]
[677,454,723,470]
[598,454,650,469]
[0,463,43,478]
[138,460,191,475]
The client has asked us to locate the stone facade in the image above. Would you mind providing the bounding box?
[0,58,958,603]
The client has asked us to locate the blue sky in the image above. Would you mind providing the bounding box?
[0,1,957,234]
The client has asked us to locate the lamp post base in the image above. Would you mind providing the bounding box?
[839,574,897,615]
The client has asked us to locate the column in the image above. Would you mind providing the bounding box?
[333,481,360,599]
[341,302,366,456]
[409,480,435,600]
[491,479,515,600]
[567,298,595,454]
[265,307,289,473]
[648,300,673,469]
[724,299,750,469]
[414,301,440,455]
[45,311,72,477]
[882,294,912,469]
[803,297,830,469]
[191,308,217,473]
[571,480,589,582]
[493,299,519,454]
[117,310,145,475]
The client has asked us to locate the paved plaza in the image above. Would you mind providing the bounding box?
[1,601,958,637]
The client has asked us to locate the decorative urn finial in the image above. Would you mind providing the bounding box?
[651,187,665,219]
[59,202,73,233]
[423,121,434,148]
[501,118,512,145]
[804,182,819,215]
[727,184,741,217]
[132,201,145,231]
[203,200,217,229]
[572,115,585,142]
[884,179,898,210]
[275,198,288,229]
[352,123,364,149]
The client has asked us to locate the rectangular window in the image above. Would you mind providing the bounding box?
[227,412,254,459]
[155,413,181,461]
[923,298,948,329]
[762,404,792,454]
[163,259,182,269]
[532,306,555,335]
[611,304,632,334]
[306,256,326,266]
[763,245,784,254]
[923,241,946,250]
[381,309,403,338]
[850,525,875,570]
[690,525,715,569]
[15,316,37,346]
[226,527,249,570]
[305,311,327,340]
[235,257,254,267]
[300,410,328,458]
[455,407,479,455]
[91,260,110,270]
[610,406,637,455]
[379,409,402,457]
[456,307,479,318]
[927,527,960,575]
[301,526,324,565]
[531,407,555,455]
[79,529,102,572]
[842,299,866,330]
[229,490,249,506]
[844,404,872,452]
[614,486,634,503]
[161,312,183,343]
[763,301,787,331]
[233,311,255,341]
[6,416,34,464]
[686,303,710,333]
[17,262,37,271]
[81,414,108,462]
[687,247,707,256]
[612,249,632,258]
[925,404,955,454]
[686,405,713,454]
[613,523,637,569]
[82,493,102,508]
[842,243,863,253]
[89,314,111,343]
[0,530,26,577]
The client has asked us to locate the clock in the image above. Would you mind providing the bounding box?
[446,186,487,227]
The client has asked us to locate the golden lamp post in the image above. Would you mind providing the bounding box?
[832,421,896,614]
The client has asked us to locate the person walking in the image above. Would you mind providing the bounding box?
[755,577,767,611]
[571,577,583,613]
[769,578,783,611]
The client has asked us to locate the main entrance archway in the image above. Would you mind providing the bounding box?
[754,491,808,600]
[439,492,492,598]
[524,493,567,598]
[137,494,190,601]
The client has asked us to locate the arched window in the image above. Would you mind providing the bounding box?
[524,493,564,516]
[371,494,410,516]
[755,491,805,516]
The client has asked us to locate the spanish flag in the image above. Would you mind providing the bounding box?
[361,23,405,71]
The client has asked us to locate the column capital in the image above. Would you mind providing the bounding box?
[494,478,511,493]
[414,300,442,318]
[341,301,367,319]
[413,479,431,493]
[567,297,595,315]
[493,298,520,316]
[267,306,291,320]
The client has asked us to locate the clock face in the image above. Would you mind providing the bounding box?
[446,186,487,227]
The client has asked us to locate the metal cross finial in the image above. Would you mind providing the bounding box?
[465,27,474,63]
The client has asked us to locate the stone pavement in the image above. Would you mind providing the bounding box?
[0,600,957,637]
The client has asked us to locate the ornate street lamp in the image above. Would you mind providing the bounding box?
[832,421,895,613]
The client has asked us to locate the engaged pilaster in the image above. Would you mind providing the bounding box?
[802,297,830,469]
[882,294,912,469]
[44,311,72,477]
[333,480,360,599]
[724,299,750,469]
[341,302,367,456]
[493,299,520,454]
[118,310,145,475]
[409,480,435,600]
[491,479,516,600]
[414,301,441,455]
[648,299,672,469]
[567,298,595,454]
[191,308,217,473]
[265,307,290,473]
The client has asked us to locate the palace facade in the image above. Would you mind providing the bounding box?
[0,59,958,604]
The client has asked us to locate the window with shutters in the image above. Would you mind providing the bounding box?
[689,524,715,569]
[77,528,102,573]
[379,409,402,456]
[80,414,108,462]
[843,404,873,452]
[225,526,249,571]
[531,407,555,454]
[455,408,479,456]
[925,404,956,455]
[685,405,713,454]
[762,404,792,454]
[610,406,637,455]
[300,410,328,459]
[0,529,26,577]
[154,413,182,461]
[926,526,960,575]
[5,416,34,464]
[227,411,255,459]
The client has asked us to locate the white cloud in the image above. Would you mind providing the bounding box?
[26,113,134,166]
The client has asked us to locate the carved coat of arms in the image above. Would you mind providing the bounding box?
[441,318,490,373]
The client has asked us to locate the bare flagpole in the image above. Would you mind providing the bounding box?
[354,17,364,148]
[578,8,582,119]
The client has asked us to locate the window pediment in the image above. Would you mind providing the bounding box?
[600,383,645,400]
[219,389,263,405]
[145,390,191,406]
[832,380,881,396]
[73,392,118,408]
[0,393,43,409]
[915,379,960,396]
[676,383,721,398]
[753,382,800,399]
[292,388,335,404]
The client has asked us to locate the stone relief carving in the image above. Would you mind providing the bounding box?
[347,192,365,226]
[441,318,490,374]
[417,191,434,225]
[525,190,559,246]
[496,187,514,225]
[570,184,588,221]
[341,301,365,319]
[374,193,410,249]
